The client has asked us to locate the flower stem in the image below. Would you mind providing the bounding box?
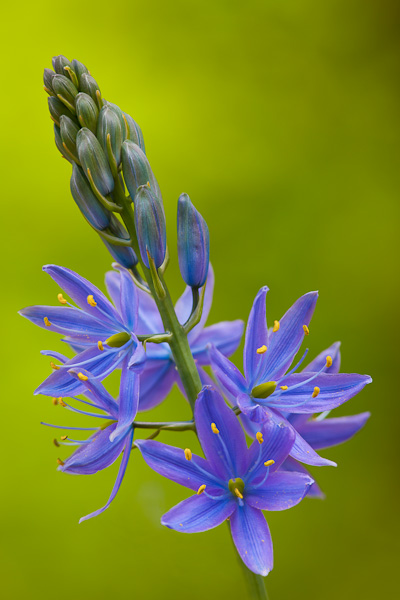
[227,522,269,599]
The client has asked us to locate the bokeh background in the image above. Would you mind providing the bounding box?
[1,0,399,598]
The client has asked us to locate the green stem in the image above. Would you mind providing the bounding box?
[133,420,195,432]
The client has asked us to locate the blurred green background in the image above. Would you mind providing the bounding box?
[1,0,398,598]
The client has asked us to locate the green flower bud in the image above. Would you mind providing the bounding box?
[75,93,99,133]
[48,96,78,127]
[53,124,72,162]
[70,163,111,230]
[122,140,161,201]
[123,112,145,152]
[43,68,56,95]
[79,73,101,105]
[102,215,138,269]
[52,55,71,75]
[52,74,78,113]
[76,128,114,196]
[71,59,89,86]
[97,106,124,169]
[60,115,80,163]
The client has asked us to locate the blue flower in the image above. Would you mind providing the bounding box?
[19,263,144,398]
[209,287,372,467]
[105,264,244,409]
[136,386,313,576]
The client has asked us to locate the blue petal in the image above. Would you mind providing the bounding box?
[230,504,273,576]
[110,357,140,443]
[67,367,119,418]
[243,287,269,387]
[112,264,138,331]
[161,493,235,533]
[290,428,336,467]
[246,471,313,511]
[280,457,325,499]
[137,287,163,334]
[138,360,176,411]
[60,424,125,474]
[209,344,247,400]
[105,270,121,313]
[190,320,244,365]
[297,412,371,450]
[303,342,341,374]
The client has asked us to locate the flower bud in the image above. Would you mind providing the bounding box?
[134,185,166,268]
[75,93,98,133]
[103,215,138,268]
[48,96,78,127]
[70,163,111,230]
[122,140,161,201]
[43,68,56,95]
[60,116,80,163]
[123,112,145,152]
[54,125,72,162]
[71,59,89,86]
[177,193,209,288]
[52,74,78,111]
[79,73,101,104]
[52,55,71,75]
[97,105,124,167]
[76,128,114,196]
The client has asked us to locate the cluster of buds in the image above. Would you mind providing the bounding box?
[44,55,210,291]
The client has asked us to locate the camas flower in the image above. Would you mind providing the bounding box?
[105,265,244,409]
[19,264,144,398]
[136,386,313,576]
[209,287,372,467]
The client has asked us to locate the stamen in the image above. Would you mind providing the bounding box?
[256,432,264,444]
[60,435,68,441]
[211,422,219,434]
[44,317,52,326]
[53,439,60,447]
[303,324,310,335]
[56,458,64,466]
[50,361,60,370]
[57,293,67,305]
[184,448,192,461]
[197,484,206,495]
[280,385,288,391]
[146,181,151,188]
[59,399,67,407]
[51,397,59,406]
[97,340,104,351]
[273,320,280,332]
[234,488,243,499]
[87,294,97,307]
[78,372,89,381]
[256,345,267,354]
[264,459,275,467]
[312,386,320,398]
[326,356,332,368]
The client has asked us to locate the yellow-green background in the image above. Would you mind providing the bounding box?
[1,1,398,598]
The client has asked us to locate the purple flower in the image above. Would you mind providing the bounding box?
[209,287,372,467]
[19,263,144,398]
[135,386,313,576]
[105,265,244,409]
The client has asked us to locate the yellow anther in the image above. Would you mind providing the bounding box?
[264,459,275,467]
[147,181,151,188]
[280,385,288,391]
[57,293,67,305]
[44,316,52,326]
[78,372,88,381]
[197,484,206,495]
[273,320,280,333]
[256,345,267,354]
[59,399,66,407]
[56,458,65,466]
[87,294,97,307]
[60,435,68,441]
[256,432,264,444]
[97,340,104,351]
[50,361,60,371]
[211,422,219,434]
[184,448,192,461]
[234,488,243,499]
[303,324,310,335]
[51,397,59,406]
[326,356,333,368]
[53,439,60,447]
[312,386,320,398]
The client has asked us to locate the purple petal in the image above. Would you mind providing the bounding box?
[191,320,244,365]
[298,412,371,450]
[175,264,215,343]
[40,350,69,364]
[137,287,163,334]
[67,367,119,418]
[135,439,223,491]
[209,344,247,400]
[138,360,176,411]
[109,357,140,443]
[260,291,318,382]
[195,386,248,480]
[303,342,341,374]
[280,457,325,499]
[246,471,313,510]
[230,504,273,576]
[243,287,269,386]
[162,493,235,533]
[290,429,336,467]
[112,264,138,331]
[105,270,121,313]
[246,417,295,484]
[60,424,125,474]
[79,429,134,522]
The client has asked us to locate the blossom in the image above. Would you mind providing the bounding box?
[209,287,372,467]
[105,265,244,409]
[136,386,313,576]
[19,263,144,398]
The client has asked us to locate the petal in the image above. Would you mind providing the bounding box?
[138,360,176,411]
[195,386,248,479]
[246,471,314,511]
[243,287,269,386]
[43,265,123,328]
[298,412,371,450]
[79,429,134,522]
[135,439,223,492]
[67,367,119,418]
[19,305,116,340]
[280,457,325,499]
[303,342,341,374]
[260,291,318,382]
[109,357,140,443]
[290,429,336,467]
[112,264,138,331]
[136,287,163,334]
[175,264,215,343]
[230,504,273,576]
[191,320,244,365]
[209,344,247,400]
[105,270,121,313]
[60,424,125,474]
[161,493,235,533]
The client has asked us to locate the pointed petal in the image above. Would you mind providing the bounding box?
[136,287,163,334]
[260,291,318,382]
[246,417,295,484]
[195,386,248,479]
[246,471,314,511]
[243,287,269,386]
[138,360,176,410]
[280,457,325,499]
[79,429,133,522]
[303,342,341,374]
[230,504,273,576]
[175,264,215,343]
[105,270,121,313]
[112,264,138,331]
[67,367,119,418]
[209,344,247,400]
[290,429,336,467]
[298,412,371,450]
[109,358,140,443]
[191,320,244,365]
[60,424,125,474]
[161,493,235,533]
[40,350,70,364]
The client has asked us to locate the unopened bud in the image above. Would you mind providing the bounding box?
[52,74,78,111]
[60,116,80,163]
[75,92,99,133]
[80,73,101,105]
[76,128,114,196]
[123,112,145,152]
[52,55,71,75]
[54,125,72,162]
[177,193,210,288]
[43,68,56,95]
[48,96,77,127]
[71,59,89,86]
[70,163,111,230]
[134,185,166,268]
[97,105,124,167]
[122,140,160,201]
[101,215,138,268]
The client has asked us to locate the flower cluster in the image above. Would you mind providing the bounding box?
[21,55,372,579]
